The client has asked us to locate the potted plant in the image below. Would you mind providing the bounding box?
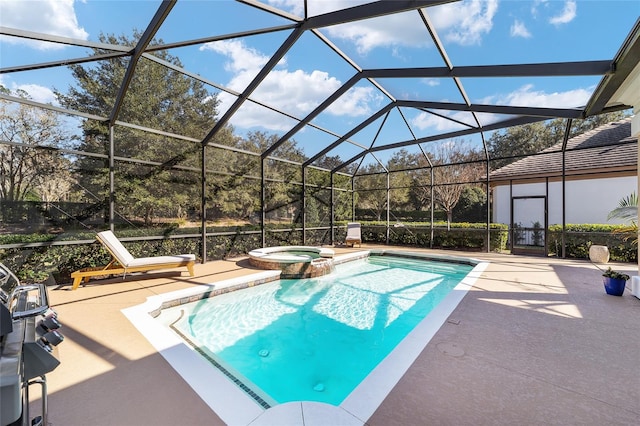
[602,267,629,296]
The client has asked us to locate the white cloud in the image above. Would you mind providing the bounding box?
[549,1,577,26]
[267,0,374,18]
[436,0,498,46]
[201,40,272,74]
[487,84,591,109]
[475,84,590,126]
[14,84,58,105]
[201,39,379,131]
[510,20,532,38]
[267,0,306,17]
[0,76,58,105]
[411,110,475,132]
[411,84,592,132]
[302,0,499,54]
[531,0,548,18]
[325,12,427,55]
[327,86,381,116]
[0,0,88,50]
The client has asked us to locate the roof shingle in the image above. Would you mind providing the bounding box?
[490,117,637,181]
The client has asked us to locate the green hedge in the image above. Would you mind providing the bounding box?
[0,231,202,283]
[0,224,333,283]
[355,209,446,222]
[354,221,508,252]
[548,224,637,262]
[4,222,633,284]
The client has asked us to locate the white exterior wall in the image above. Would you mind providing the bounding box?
[492,175,637,226]
[493,185,511,225]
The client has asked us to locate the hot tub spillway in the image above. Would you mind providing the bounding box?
[308,257,335,278]
[248,246,335,279]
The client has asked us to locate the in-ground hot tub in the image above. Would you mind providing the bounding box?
[248,246,335,278]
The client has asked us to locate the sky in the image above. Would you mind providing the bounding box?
[0,0,639,165]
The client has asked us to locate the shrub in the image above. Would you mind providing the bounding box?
[19,220,624,284]
[548,224,637,262]
[355,221,508,252]
[0,223,338,283]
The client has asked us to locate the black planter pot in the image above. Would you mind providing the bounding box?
[603,277,627,296]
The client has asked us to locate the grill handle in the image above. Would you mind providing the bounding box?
[11,284,50,320]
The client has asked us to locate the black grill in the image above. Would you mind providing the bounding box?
[1,263,63,426]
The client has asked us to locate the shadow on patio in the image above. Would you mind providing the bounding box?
[368,257,639,426]
[29,250,639,426]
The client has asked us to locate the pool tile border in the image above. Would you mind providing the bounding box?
[169,319,273,409]
[122,270,282,425]
[148,272,281,318]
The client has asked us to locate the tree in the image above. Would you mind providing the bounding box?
[307,155,355,223]
[351,151,415,221]
[0,86,74,202]
[487,121,552,169]
[56,32,223,225]
[34,158,75,202]
[408,163,431,212]
[413,140,484,228]
[355,163,388,221]
[244,131,305,223]
[454,185,487,222]
[386,149,413,213]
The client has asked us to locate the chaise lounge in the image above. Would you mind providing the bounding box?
[345,222,362,247]
[70,230,196,290]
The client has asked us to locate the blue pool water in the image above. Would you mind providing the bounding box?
[164,255,473,406]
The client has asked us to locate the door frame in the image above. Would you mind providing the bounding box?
[510,195,548,256]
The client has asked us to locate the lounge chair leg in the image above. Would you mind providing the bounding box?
[187,262,195,276]
[72,276,83,291]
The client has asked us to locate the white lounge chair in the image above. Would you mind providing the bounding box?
[71,230,195,290]
[345,222,362,247]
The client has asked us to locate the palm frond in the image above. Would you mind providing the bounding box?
[611,221,638,245]
[607,191,638,221]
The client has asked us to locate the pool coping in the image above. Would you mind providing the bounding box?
[248,245,336,263]
[121,250,489,425]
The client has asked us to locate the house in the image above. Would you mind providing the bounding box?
[490,117,637,233]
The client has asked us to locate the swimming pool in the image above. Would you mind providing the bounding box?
[161,254,472,406]
[123,250,488,425]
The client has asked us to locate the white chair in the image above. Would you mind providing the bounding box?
[71,230,195,290]
[345,222,362,247]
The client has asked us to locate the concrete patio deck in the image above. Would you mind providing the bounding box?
[31,245,639,425]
